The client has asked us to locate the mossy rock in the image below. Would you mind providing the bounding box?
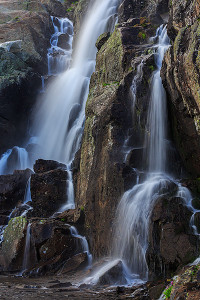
[1,216,27,269]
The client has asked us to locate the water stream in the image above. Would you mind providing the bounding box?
[84,24,198,286]
[70,226,92,267]
[0,0,121,272]
[0,0,198,285]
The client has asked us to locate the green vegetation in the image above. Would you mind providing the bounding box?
[138,32,146,40]
[148,65,155,72]
[163,281,173,299]
[66,1,78,12]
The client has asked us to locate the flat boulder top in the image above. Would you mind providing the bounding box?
[33,159,66,173]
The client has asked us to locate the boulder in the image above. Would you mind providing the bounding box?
[57,252,88,274]
[30,160,69,217]
[0,216,27,271]
[57,33,71,50]
[147,196,199,280]
[25,219,84,275]
[33,159,66,173]
[98,260,127,286]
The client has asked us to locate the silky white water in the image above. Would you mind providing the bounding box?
[33,0,119,165]
[48,16,73,75]
[0,0,119,212]
[70,226,92,267]
[83,25,175,285]
[22,223,31,272]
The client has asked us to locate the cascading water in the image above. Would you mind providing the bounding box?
[22,223,31,272]
[83,25,186,285]
[48,16,73,76]
[111,25,171,282]
[0,0,121,273]
[70,226,92,267]
[0,147,30,175]
[33,0,119,165]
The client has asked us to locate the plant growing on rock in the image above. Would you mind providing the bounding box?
[163,281,174,299]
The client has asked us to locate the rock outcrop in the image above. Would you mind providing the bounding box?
[147,195,199,280]
[74,0,169,258]
[161,0,200,176]
[30,159,68,217]
[0,0,79,155]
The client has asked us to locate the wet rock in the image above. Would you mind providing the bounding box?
[116,286,125,294]
[147,196,199,280]
[57,208,84,225]
[49,281,72,288]
[98,261,127,285]
[27,219,83,275]
[57,33,71,50]
[74,2,164,258]
[0,169,32,214]
[33,159,66,173]
[0,216,27,271]
[96,33,111,51]
[30,163,68,217]
[192,198,200,210]
[57,252,88,275]
[194,212,200,233]
[148,283,165,300]
[0,40,22,53]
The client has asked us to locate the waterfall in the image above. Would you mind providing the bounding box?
[70,226,92,267]
[33,0,119,165]
[83,25,174,285]
[146,25,170,172]
[0,147,30,175]
[111,25,171,282]
[48,16,73,75]
[22,223,31,272]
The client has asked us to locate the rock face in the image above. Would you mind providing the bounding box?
[0,0,53,154]
[0,0,79,156]
[30,159,68,218]
[147,195,199,280]
[161,0,200,176]
[74,0,169,258]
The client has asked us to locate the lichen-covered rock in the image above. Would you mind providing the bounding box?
[160,261,200,300]
[0,216,27,271]
[161,1,200,176]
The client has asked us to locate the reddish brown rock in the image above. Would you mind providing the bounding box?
[30,168,68,218]
[147,196,198,280]
[57,252,88,275]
